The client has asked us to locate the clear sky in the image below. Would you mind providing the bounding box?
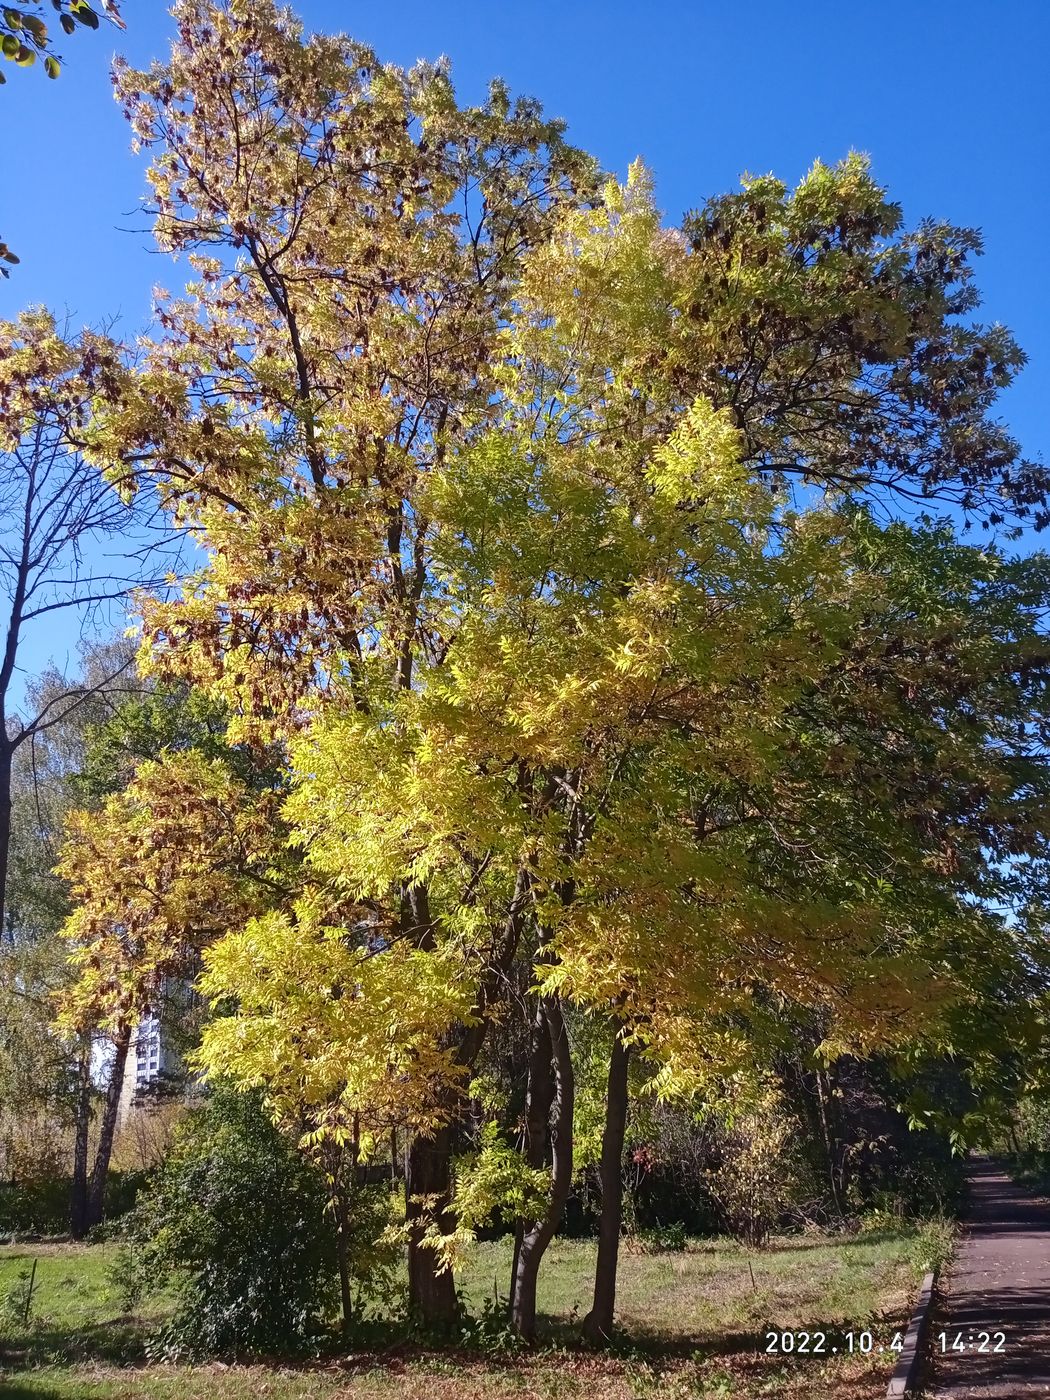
[3,0,1049,686]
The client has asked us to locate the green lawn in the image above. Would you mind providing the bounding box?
[0,1223,950,1400]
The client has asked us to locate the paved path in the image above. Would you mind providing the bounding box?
[929,1158,1050,1397]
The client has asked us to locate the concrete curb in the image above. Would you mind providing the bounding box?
[887,1269,937,1397]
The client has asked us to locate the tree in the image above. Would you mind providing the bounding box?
[670,153,1046,532]
[80,2,1050,1338]
[0,641,139,1232]
[56,742,282,1232]
[0,309,175,941]
[194,170,1050,1343]
[1,655,252,1235]
[87,0,595,1325]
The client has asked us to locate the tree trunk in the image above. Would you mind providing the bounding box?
[814,1064,845,1218]
[327,1135,357,1339]
[84,1021,131,1231]
[335,1203,354,1336]
[406,1123,459,1327]
[583,1028,630,1345]
[0,735,11,942]
[402,865,533,1329]
[510,998,574,1342]
[510,994,555,1304]
[69,1042,92,1239]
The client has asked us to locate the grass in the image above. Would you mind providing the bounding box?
[0,1221,951,1400]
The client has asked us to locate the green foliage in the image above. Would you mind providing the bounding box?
[453,1292,527,1355]
[909,1215,957,1275]
[702,1083,807,1249]
[634,1222,687,1254]
[453,1123,551,1237]
[117,1087,338,1359]
[71,684,253,804]
[0,1263,38,1332]
[0,2,122,83]
[335,1181,405,1320]
[1002,1097,1050,1193]
[1015,1095,1050,1153]
[0,1169,145,1237]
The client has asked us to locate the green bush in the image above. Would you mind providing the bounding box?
[635,1221,688,1253]
[118,1086,337,1359]
[0,1174,69,1236]
[0,1168,148,1237]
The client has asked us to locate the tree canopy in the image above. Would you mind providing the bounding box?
[37,0,1050,1344]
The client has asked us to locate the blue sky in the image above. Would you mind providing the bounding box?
[3,0,1049,689]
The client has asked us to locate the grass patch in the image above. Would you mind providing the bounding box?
[0,1223,948,1400]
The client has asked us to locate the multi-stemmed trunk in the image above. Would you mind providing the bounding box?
[583,1027,630,1344]
[509,997,574,1342]
[509,996,554,1303]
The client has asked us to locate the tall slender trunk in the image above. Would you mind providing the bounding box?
[334,1181,354,1336]
[326,1134,358,1339]
[583,1028,630,1344]
[0,734,11,942]
[814,1065,844,1217]
[510,998,574,1341]
[335,1229,353,1334]
[406,1123,458,1327]
[85,1021,131,1231]
[69,1042,92,1239]
[510,995,555,1302]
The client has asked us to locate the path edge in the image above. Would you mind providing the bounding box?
[886,1269,937,1398]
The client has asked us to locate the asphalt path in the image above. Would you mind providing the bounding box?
[929,1158,1050,1397]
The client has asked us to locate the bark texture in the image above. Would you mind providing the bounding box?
[406,1123,459,1326]
[84,1020,131,1231]
[583,1029,630,1344]
[510,997,574,1341]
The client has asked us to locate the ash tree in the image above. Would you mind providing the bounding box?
[55,0,1050,1344]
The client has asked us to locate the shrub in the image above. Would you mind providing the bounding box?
[633,1221,688,1253]
[704,1084,805,1248]
[118,1086,337,1359]
[1016,1097,1050,1154]
[0,1168,148,1238]
[0,1174,69,1237]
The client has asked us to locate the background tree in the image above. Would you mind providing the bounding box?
[57,737,283,1234]
[0,309,176,940]
[0,640,136,1232]
[74,0,1050,1343]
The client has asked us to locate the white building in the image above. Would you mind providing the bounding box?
[117,1008,183,1126]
